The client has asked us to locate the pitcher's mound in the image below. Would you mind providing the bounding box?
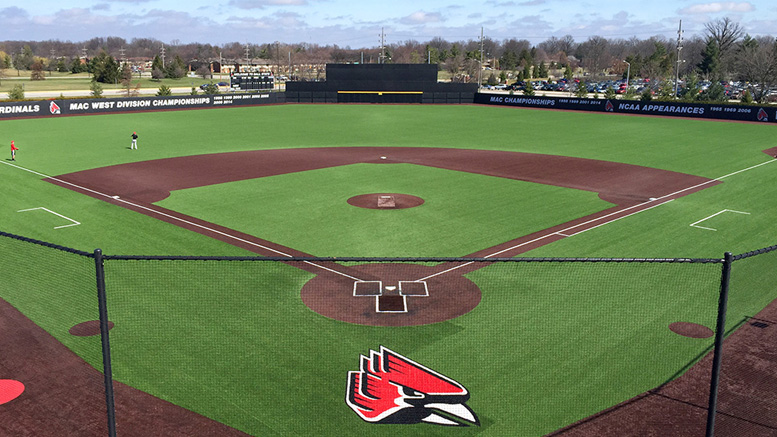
[347,193,424,210]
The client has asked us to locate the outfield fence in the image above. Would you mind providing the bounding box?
[1,230,775,436]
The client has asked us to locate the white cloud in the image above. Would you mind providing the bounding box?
[400,11,444,25]
[228,0,307,10]
[680,2,755,14]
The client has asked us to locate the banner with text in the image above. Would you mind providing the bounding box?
[474,93,777,123]
[0,93,284,119]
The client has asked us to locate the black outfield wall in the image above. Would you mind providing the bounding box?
[0,92,284,119]
[474,93,777,123]
[285,64,477,104]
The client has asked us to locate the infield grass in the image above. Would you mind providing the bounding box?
[156,163,612,257]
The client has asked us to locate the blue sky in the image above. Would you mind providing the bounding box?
[3,1,775,47]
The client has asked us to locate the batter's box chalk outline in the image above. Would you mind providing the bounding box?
[353,281,383,296]
[399,281,429,296]
[376,295,408,313]
[690,209,750,231]
[17,207,81,229]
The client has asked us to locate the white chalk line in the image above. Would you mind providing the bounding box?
[690,209,751,231]
[417,158,777,281]
[1,161,363,282]
[5,157,775,283]
[17,206,81,229]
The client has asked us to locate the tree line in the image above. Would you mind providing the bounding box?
[1,17,775,101]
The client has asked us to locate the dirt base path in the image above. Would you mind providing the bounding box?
[48,147,719,326]
[0,298,248,436]
[550,297,777,436]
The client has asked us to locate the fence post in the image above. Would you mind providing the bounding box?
[705,251,733,437]
[94,249,117,437]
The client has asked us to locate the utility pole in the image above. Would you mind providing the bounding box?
[674,20,684,100]
[160,44,166,67]
[244,43,250,70]
[378,28,386,64]
[82,47,88,77]
[478,27,484,88]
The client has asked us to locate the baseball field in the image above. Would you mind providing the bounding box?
[1,103,776,435]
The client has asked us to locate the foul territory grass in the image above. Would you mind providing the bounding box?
[155,163,612,257]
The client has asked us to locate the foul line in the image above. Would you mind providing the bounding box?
[418,158,777,281]
[4,157,775,284]
[1,161,363,282]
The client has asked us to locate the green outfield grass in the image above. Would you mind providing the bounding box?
[1,104,776,436]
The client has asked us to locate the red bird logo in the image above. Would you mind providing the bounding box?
[605,100,614,112]
[346,346,479,426]
[758,108,768,121]
[49,101,61,115]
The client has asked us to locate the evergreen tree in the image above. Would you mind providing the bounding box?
[7,84,24,100]
[657,80,676,100]
[157,85,172,96]
[499,50,518,71]
[151,55,164,73]
[698,39,720,79]
[90,51,120,83]
[740,89,753,104]
[486,73,498,86]
[575,81,588,98]
[523,80,535,96]
[523,63,532,80]
[538,62,548,78]
[604,87,617,99]
[681,73,702,101]
[90,79,104,98]
[70,57,87,74]
[563,65,573,81]
[165,55,187,79]
[56,58,68,72]
[701,81,726,102]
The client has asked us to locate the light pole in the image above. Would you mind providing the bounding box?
[623,60,631,89]
[674,20,684,99]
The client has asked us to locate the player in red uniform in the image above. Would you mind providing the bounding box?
[11,141,18,161]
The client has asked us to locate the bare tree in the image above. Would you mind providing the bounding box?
[737,36,777,102]
[558,35,576,56]
[705,17,744,78]
[577,36,612,75]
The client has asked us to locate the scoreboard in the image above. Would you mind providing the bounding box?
[230,73,274,91]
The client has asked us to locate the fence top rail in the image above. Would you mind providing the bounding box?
[101,254,725,264]
[7,230,774,264]
[0,230,94,258]
[732,244,777,261]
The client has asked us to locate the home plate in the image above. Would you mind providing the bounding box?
[377,195,396,208]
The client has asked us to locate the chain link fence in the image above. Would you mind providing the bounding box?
[1,230,775,436]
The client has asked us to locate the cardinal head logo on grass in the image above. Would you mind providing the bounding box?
[346,346,479,426]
